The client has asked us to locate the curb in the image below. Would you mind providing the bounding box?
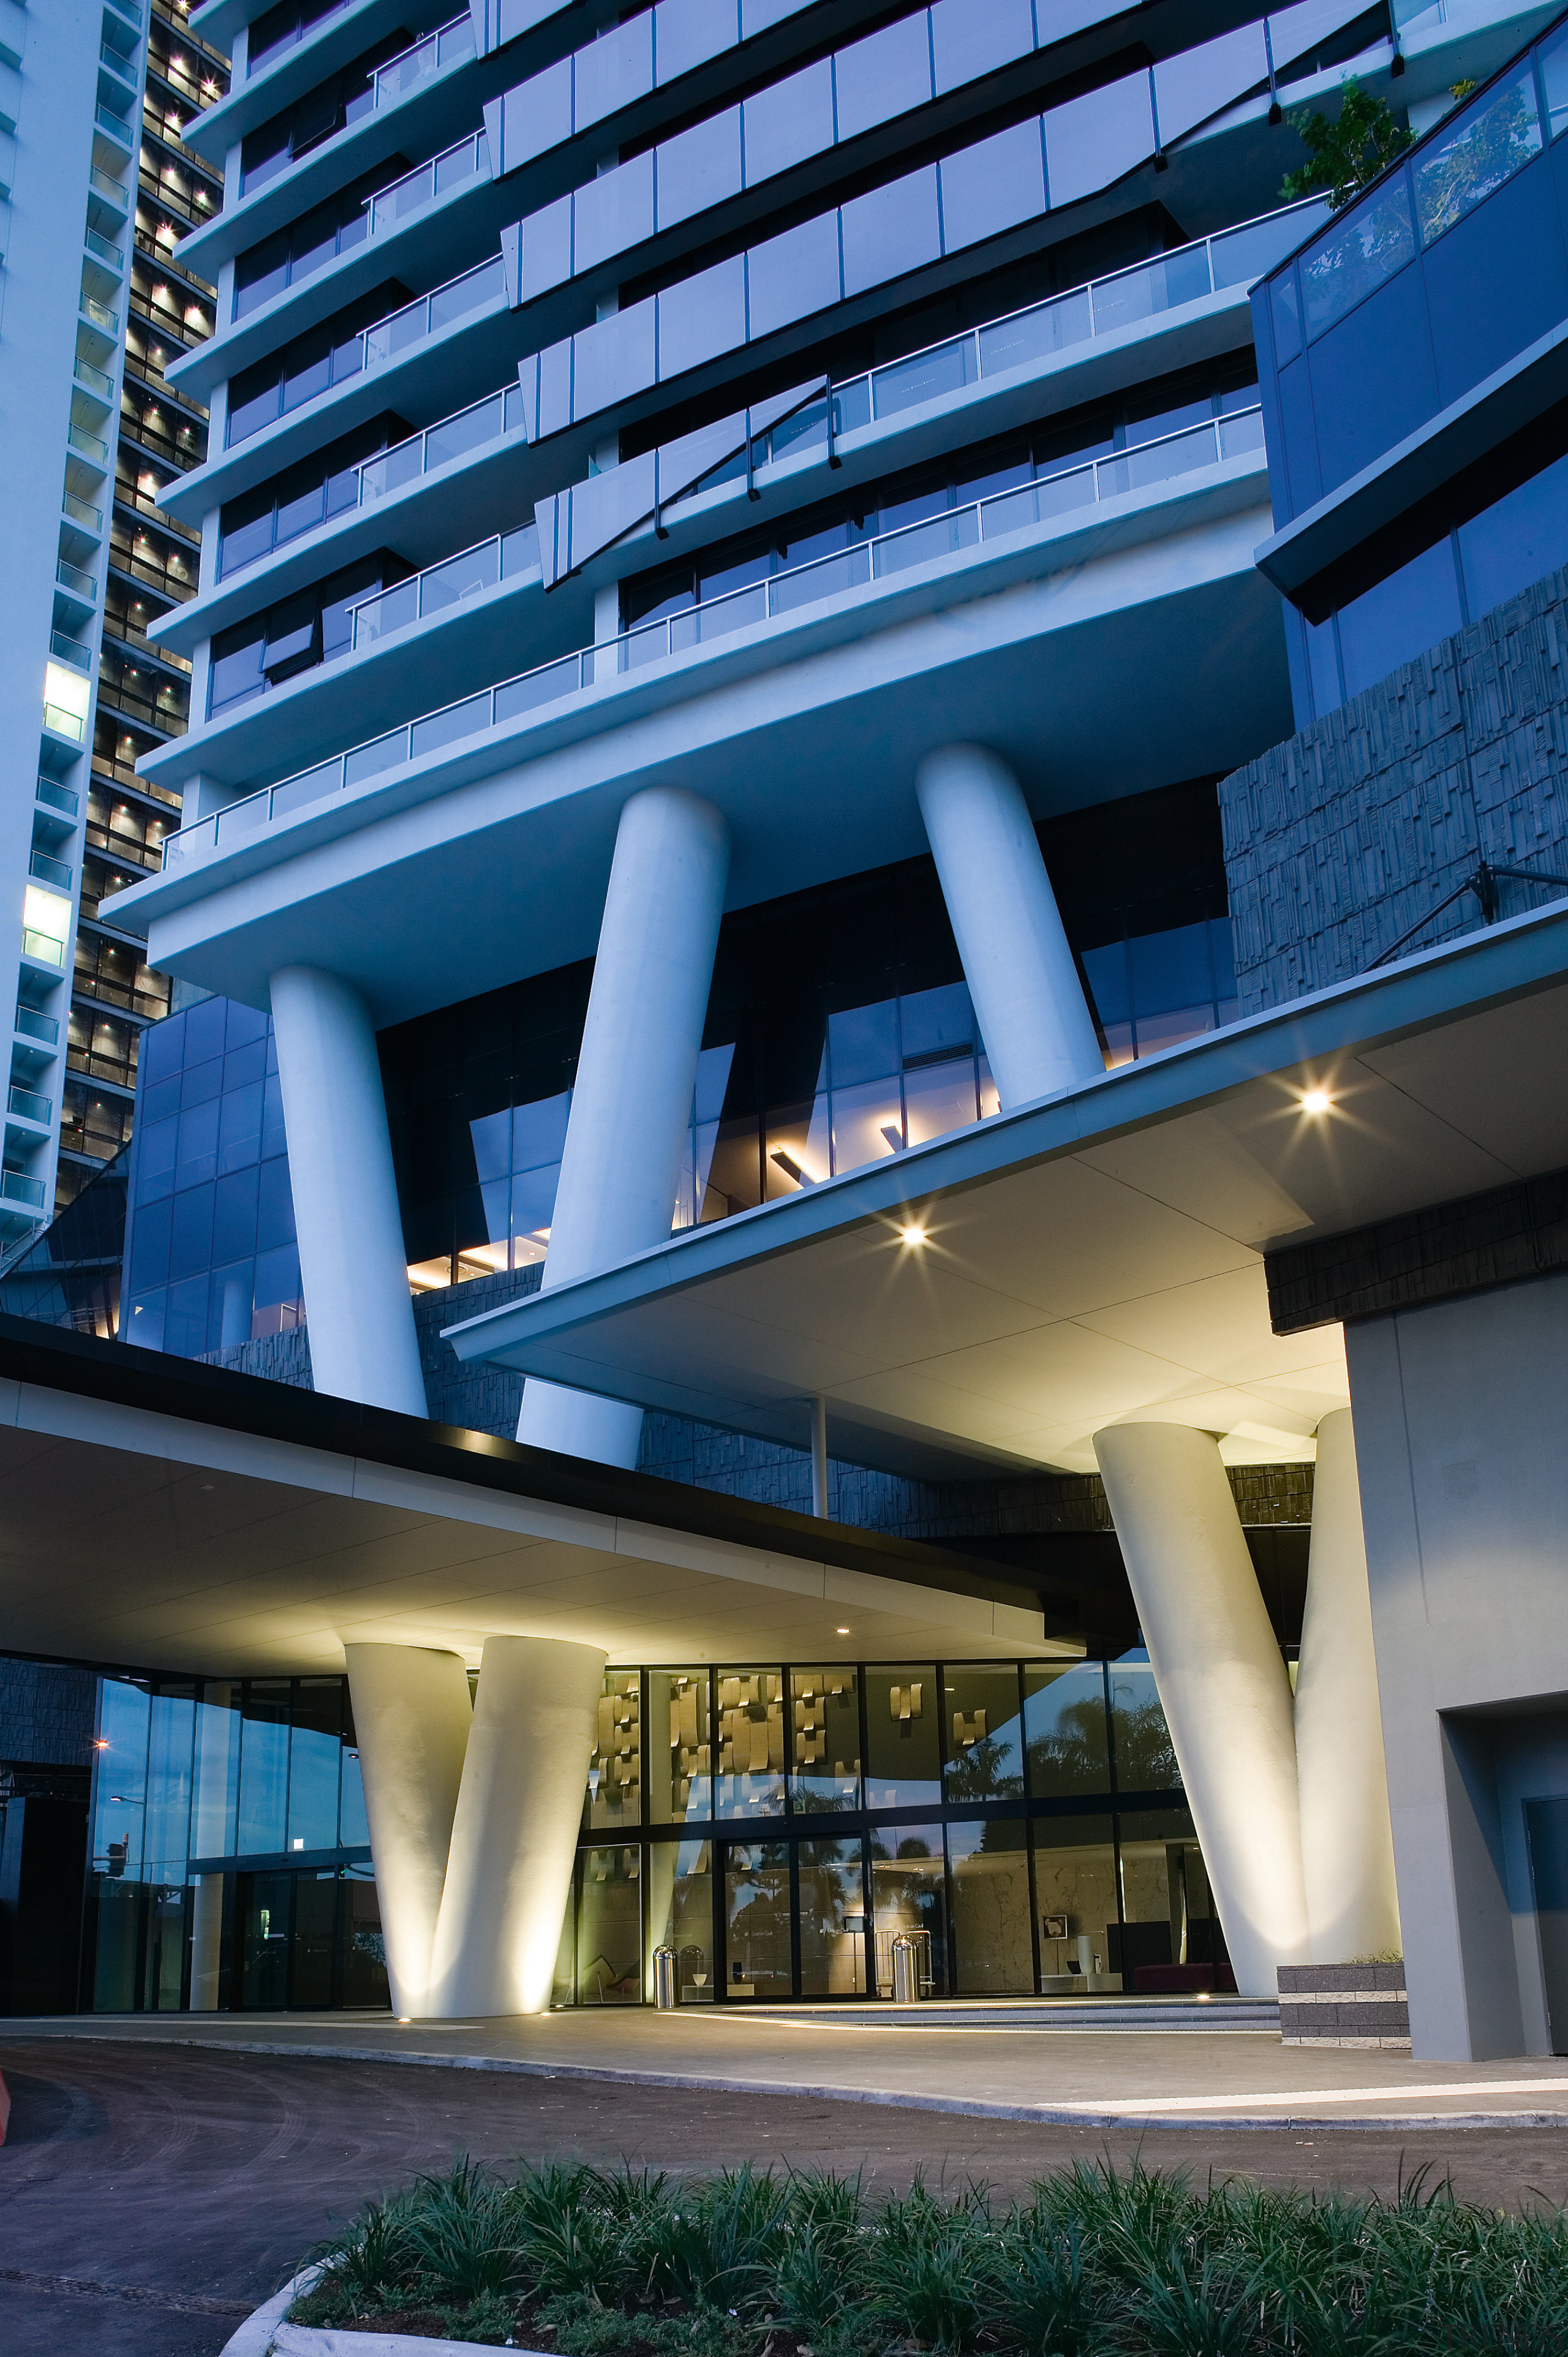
[22,2027,1568,2134]
[221,2264,325,2356]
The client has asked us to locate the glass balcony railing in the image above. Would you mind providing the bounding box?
[89,163,129,205]
[96,104,132,146]
[43,704,86,743]
[85,227,124,271]
[29,849,73,889]
[165,405,1263,873]
[50,630,94,671]
[374,12,475,109]
[15,1006,61,1047]
[69,423,110,466]
[228,255,508,449]
[367,127,489,240]
[56,557,97,600]
[349,523,538,650]
[21,931,64,969]
[360,384,526,508]
[667,200,1329,515]
[75,355,115,399]
[64,492,104,531]
[82,292,118,333]
[38,778,80,818]
[1,1170,47,1209]
[9,1086,52,1126]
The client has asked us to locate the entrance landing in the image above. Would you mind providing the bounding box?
[9,2007,1568,2132]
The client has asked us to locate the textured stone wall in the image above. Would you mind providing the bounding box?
[1221,565,1568,1013]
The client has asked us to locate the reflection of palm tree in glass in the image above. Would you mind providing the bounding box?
[1028,1698,1112,1795]
[944,1728,1023,1803]
[1112,1699,1179,1791]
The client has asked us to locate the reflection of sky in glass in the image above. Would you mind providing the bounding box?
[93,1678,150,1877]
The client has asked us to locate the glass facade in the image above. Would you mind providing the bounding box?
[112,775,1238,1349]
[1257,20,1568,725]
[561,1651,1221,2008]
[83,1651,1215,2012]
[88,1670,382,2013]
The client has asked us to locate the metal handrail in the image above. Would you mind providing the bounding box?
[373,12,474,111]
[166,405,1263,873]
[348,523,539,650]
[367,127,489,239]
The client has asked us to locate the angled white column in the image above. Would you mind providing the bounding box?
[427,1635,606,2016]
[344,1644,472,2017]
[518,785,730,1467]
[916,744,1103,1109]
[1295,1408,1402,1963]
[1093,1422,1311,1994]
[269,965,426,1416]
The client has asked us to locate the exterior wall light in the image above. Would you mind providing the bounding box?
[1300,1090,1332,1114]
[898,1223,926,1245]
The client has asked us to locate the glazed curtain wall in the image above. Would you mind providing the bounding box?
[88,1670,384,2013]
[564,1654,1224,2007]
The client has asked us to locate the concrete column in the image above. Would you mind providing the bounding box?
[269,965,426,1417]
[344,1644,472,2017]
[1295,1408,1402,1964]
[518,786,730,1466]
[915,744,1102,1109]
[1093,1422,1311,1994]
[427,1635,606,2016]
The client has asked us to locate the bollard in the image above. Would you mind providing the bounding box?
[891,1933,920,2004]
[653,1944,677,2008]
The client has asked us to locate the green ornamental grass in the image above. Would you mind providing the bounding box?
[287,2155,1568,2353]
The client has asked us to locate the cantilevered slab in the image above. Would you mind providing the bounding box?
[446,902,1568,1476]
[0,1320,1078,1678]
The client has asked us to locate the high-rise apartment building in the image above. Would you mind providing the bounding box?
[6,0,1568,2052]
[0,0,228,1246]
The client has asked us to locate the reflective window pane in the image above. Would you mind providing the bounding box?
[1108,1657,1179,1794]
[287,1678,343,1852]
[579,1847,642,2002]
[723,1838,791,1997]
[647,1836,714,2001]
[943,1665,1023,1801]
[1034,1816,1118,1989]
[590,1670,643,1831]
[1116,1806,1226,1989]
[715,1667,786,1818]
[1024,1661,1110,1797]
[798,1835,867,1994]
[236,1681,290,1854]
[870,1822,946,1996]
[790,1666,861,1812]
[143,1686,195,1882]
[948,1817,1031,1993]
[649,1667,712,1823]
[864,1665,941,1810]
[192,1681,241,1858]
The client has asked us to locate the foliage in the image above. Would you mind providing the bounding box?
[1281,81,1414,212]
[293,2152,1568,2353]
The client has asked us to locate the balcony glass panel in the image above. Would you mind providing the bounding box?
[1301,178,1416,341]
[1420,68,1545,255]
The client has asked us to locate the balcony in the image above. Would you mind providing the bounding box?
[37,779,81,820]
[15,1008,61,1047]
[349,522,538,651]
[162,405,1265,870]
[1,1171,47,1212]
[8,1087,53,1128]
[214,249,508,448]
[29,851,75,893]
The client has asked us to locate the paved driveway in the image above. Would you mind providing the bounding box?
[4,2036,1568,2356]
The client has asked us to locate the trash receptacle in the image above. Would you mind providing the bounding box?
[653,1945,677,2008]
[891,1934,920,2004]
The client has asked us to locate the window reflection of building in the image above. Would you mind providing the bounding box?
[871,1825,946,1997]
